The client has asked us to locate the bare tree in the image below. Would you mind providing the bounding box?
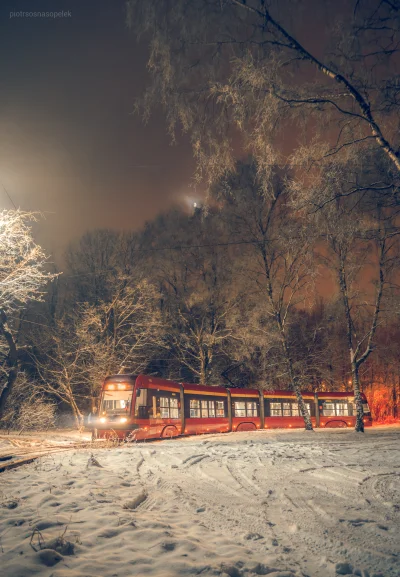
[214,163,317,429]
[77,277,166,385]
[164,254,240,385]
[64,229,141,306]
[34,277,166,427]
[309,180,400,431]
[140,207,242,384]
[0,210,58,420]
[33,317,89,429]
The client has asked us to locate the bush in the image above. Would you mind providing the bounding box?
[16,399,56,431]
[0,372,56,432]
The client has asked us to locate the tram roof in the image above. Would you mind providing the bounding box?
[103,375,361,399]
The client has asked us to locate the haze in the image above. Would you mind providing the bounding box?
[0,0,195,260]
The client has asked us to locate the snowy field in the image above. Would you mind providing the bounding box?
[1,426,399,577]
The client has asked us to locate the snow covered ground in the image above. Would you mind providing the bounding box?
[1,426,399,577]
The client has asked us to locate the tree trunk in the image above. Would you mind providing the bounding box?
[352,362,364,433]
[278,316,313,431]
[73,408,84,430]
[69,394,84,430]
[0,310,19,421]
[199,353,206,386]
[293,377,314,430]
[261,246,313,431]
[199,345,210,386]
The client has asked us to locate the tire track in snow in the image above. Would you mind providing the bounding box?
[121,429,400,577]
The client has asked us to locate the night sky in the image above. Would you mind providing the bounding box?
[0,0,195,259]
[0,0,344,262]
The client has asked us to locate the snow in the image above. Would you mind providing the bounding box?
[0,426,399,577]
[0,429,92,446]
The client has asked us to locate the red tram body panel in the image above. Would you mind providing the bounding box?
[92,374,372,440]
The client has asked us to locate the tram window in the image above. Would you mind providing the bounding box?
[200,400,216,418]
[190,399,201,418]
[170,397,179,419]
[102,390,132,414]
[246,402,258,416]
[267,400,310,417]
[216,400,225,417]
[234,400,258,417]
[321,401,349,416]
[336,403,349,416]
[160,397,169,418]
[234,401,246,417]
[289,403,309,416]
[159,396,180,419]
[323,402,336,416]
[362,403,371,415]
[270,402,282,416]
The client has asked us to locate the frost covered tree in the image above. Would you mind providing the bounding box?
[213,163,317,429]
[306,175,400,431]
[76,277,166,385]
[33,317,90,429]
[35,277,166,427]
[128,0,400,197]
[0,210,57,420]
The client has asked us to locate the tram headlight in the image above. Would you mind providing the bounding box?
[120,417,128,423]
[99,417,107,423]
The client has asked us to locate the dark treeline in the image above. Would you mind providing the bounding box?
[1,161,399,430]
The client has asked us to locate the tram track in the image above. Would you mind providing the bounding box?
[0,432,224,474]
[0,437,110,473]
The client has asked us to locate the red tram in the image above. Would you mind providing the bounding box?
[92,374,373,440]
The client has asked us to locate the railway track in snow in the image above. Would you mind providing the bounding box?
[0,436,110,473]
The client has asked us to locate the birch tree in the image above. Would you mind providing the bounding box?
[313,193,399,431]
[214,163,317,429]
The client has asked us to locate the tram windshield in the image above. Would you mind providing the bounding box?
[363,402,371,415]
[100,384,133,415]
